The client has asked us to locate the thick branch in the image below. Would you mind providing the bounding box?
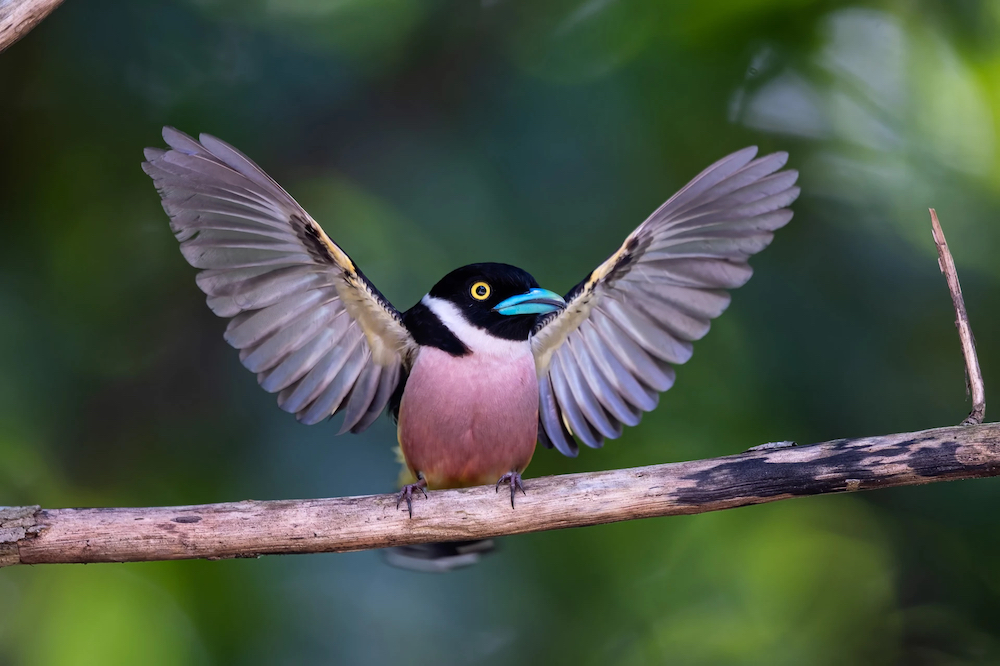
[930,208,986,424]
[2,422,999,567]
[0,0,64,53]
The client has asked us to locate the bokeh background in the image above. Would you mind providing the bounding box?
[2,0,1000,663]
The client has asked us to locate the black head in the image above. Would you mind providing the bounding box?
[433,263,557,341]
[403,263,565,354]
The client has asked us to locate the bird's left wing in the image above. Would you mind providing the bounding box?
[143,127,416,431]
[531,147,799,456]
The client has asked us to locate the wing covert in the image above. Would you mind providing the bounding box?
[532,147,799,456]
[143,127,414,432]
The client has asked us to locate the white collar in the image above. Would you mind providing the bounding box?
[421,295,531,359]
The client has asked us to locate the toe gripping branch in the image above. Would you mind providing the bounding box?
[496,471,526,509]
[396,477,427,518]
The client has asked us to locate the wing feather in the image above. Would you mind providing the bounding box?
[300,338,370,426]
[549,353,605,450]
[352,363,401,434]
[532,147,798,454]
[339,361,386,435]
[570,331,639,428]
[144,127,414,432]
[562,336,621,439]
[538,374,577,456]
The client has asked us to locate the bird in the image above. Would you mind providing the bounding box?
[142,127,799,570]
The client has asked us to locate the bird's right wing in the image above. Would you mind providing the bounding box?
[143,127,416,431]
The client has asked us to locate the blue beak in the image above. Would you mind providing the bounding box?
[493,288,566,316]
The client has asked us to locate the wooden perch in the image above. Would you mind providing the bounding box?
[0,0,64,53]
[0,205,990,568]
[2,422,1000,567]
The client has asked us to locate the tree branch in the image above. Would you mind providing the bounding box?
[2,422,999,567]
[0,0,64,53]
[930,209,986,425]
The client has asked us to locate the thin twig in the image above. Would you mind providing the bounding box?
[0,0,64,53]
[929,208,986,425]
[2,423,1000,567]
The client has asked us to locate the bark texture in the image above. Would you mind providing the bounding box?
[0,0,64,53]
[2,423,998,567]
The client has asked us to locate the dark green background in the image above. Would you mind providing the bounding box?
[2,1,1000,664]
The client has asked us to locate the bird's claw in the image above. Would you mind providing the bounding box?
[495,471,526,509]
[396,478,427,518]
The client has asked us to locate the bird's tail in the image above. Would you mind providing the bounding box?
[382,539,496,573]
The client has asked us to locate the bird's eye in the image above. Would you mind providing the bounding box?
[470,281,491,301]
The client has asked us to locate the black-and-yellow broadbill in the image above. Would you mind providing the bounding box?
[143,127,799,531]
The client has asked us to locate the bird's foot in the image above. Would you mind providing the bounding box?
[396,477,427,518]
[495,471,526,509]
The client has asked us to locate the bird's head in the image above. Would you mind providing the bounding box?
[424,263,565,343]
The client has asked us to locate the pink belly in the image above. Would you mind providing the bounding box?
[398,347,539,489]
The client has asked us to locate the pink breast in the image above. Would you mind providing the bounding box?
[398,346,539,489]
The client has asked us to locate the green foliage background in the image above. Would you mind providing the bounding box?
[2,0,1000,663]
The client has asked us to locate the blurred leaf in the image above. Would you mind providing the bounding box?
[188,0,429,69]
[8,568,208,666]
[506,0,657,83]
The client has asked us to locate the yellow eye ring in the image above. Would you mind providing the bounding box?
[470,281,491,301]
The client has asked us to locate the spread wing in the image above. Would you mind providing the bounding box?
[143,127,416,432]
[531,147,799,456]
